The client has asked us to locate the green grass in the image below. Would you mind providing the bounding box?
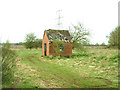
[12,48,118,88]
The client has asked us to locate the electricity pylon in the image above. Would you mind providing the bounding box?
[56,10,63,30]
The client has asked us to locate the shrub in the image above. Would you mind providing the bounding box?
[45,56,49,59]
[41,55,43,57]
[24,33,36,49]
[65,56,70,58]
[34,39,42,49]
[108,26,119,47]
[3,40,10,49]
[52,39,64,56]
[2,43,19,87]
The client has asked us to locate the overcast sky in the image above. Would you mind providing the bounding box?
[0,0,119,44]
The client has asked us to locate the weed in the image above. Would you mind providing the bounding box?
[41,55,43,57]
[50,57,54,60]
[71,53,90,58]
[65,56,70,58]
[45,56,49,59]
[109,57,118,63]
[71,85,77,88]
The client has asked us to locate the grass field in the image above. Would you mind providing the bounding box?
[9,48,118,88]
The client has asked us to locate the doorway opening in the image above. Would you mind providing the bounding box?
[44,43,47,56]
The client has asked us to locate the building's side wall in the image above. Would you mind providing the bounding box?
[61,43,72,56]
[49,43,72,56]
[42,31,49,56]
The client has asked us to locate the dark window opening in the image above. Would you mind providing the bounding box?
[60,44,64,52]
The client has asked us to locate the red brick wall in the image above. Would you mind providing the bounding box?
[42,30,72,56]
[61,43,72,56]
[49,42,72,56]
[42,31,49,56]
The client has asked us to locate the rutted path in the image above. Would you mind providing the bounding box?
[15,59,47,88]
[14,49,117,88]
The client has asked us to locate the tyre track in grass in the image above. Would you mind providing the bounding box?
[26,55,62,88]
[15,56,47,88]
[26,55,114,88]
[27,55,81,88]
[14,49,118,88]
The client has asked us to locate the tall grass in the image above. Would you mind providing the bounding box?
[0,46,2,89]
[2,46,19,87]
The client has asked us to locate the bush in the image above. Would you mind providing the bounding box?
[65,56,70,58]
[2,47,19,86]
[24,33,36,49]
[45,56,49,59]
[34,39,42,49]
[41,55,43,57]
[108,26,119,47]
[52,39,64,56]
[24,33,43,49]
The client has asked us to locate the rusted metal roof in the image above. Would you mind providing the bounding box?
[45,29,72,43]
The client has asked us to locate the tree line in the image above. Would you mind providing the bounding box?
[2,23,119,50]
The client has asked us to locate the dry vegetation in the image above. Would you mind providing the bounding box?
[8,48,118,88]
[10,45,25,50]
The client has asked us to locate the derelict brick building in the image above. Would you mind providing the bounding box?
[42,29,73,56]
